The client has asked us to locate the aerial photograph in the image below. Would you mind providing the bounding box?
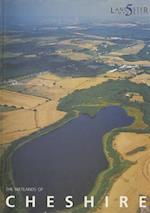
[0,0,150,213]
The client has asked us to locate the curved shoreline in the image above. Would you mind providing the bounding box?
[0,105,149,213]
[0,111,78,213]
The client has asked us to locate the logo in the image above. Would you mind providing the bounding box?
[111,4,150,16]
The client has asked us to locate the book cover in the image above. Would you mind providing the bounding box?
[0,0,150,213]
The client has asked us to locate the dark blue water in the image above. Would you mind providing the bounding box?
[12,106,133,212]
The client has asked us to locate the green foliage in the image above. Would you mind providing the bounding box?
[126,146,146,156]
[58,79,150,125]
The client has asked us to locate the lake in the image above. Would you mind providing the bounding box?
[12,106,133,212]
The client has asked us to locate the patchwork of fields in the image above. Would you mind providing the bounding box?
[1,71,132,144]
[0,26,150,213]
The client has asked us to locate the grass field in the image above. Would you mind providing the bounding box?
[0,89,47,109]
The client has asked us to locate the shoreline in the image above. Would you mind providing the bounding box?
[0,105,149,213]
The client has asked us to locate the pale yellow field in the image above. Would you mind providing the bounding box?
[56,49,92,61]
[26,73,108,101]
[0,104,66,144]
[1,129,39,145]
[100,55,150,67]
[1,71,131,144]
[1,109,37,133]
[130,74,150,86]
[26,72,130,100]
[0,109,39,144]
[0,73,108,144]
[113,133,150,161]
[35,101,66,128]
[0,89,46,109]
[109,41,145,56]
[76,77,108,90]
[0,101,66,144]
[1,68,146,145]
[104,71,131,79]
[95,133,150,213]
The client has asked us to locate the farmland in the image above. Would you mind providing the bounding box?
[0,24,150,213]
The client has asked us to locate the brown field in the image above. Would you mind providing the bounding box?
[130,93,144,103]
[130,74,150,86]
[0,89,46,109]
[95,133,150,213]
[126,92,144,103]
